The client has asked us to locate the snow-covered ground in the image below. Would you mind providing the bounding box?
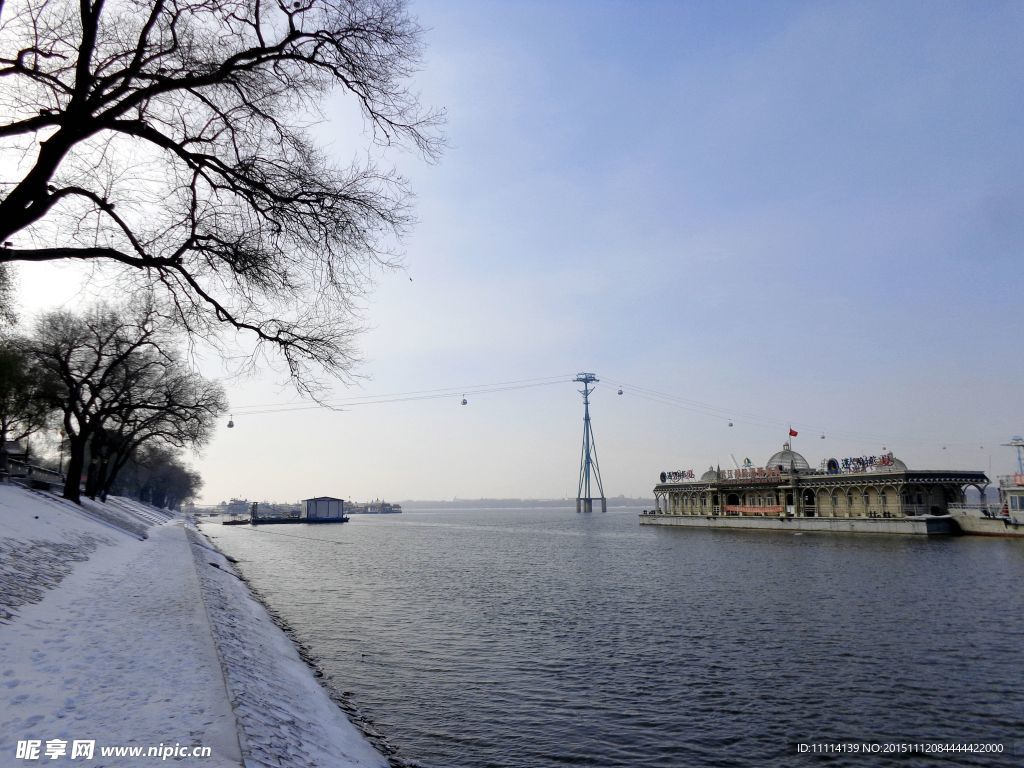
[0,484,389,767]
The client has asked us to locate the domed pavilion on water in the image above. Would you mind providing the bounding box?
[652,442,989,520]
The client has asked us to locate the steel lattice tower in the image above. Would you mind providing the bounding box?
[1003,437,1024,474]
[575,373,606,513]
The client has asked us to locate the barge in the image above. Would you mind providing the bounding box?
[222,496,349,525]
[642,443,990,536]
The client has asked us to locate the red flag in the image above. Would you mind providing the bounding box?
[789,427,798,437]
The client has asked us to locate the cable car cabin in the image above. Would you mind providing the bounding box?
[305,496,348,523]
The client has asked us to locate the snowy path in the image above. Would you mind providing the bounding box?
[1,521,242,766]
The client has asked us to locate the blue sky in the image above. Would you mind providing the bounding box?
[14,1,1024,502]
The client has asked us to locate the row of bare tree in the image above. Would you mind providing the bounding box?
[0,297,225,505]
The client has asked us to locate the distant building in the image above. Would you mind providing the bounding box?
[1,441,28,476]
[2,441,27,462]
[305,496,345,521]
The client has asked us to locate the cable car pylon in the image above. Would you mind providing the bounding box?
[574,372,606,513]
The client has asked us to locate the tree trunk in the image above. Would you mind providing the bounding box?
[0,419,8,474]
[85,458,98,499]
[91,457,110,500]
[102,451,132,500]
[63,439,86,503]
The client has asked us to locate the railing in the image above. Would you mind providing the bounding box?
[998,474,1024,488]
[723,504,784,517]
[900,504,930,517]
[864,509,899,518]
[949,502,1008,518]
[3,459,64,485]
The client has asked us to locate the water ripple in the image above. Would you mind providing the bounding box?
[203,510,1024,768]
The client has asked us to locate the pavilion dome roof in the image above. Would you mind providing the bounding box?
[766,444,811,471]
[700,467,718,482]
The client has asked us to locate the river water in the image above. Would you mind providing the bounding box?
[201,509,1023,767]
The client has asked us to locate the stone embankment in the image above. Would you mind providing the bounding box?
[188,531,390,768]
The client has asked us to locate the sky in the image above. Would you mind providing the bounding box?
[10,0,1024,504]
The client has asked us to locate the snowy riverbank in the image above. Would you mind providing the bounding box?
[0,484,389,767]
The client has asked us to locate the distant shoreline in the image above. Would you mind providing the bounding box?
[196,498,655,516]
[397,498,654,511]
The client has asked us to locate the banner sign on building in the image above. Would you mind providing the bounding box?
[720,467,782,481]
[660,469,695,483]
[839,452,895,472]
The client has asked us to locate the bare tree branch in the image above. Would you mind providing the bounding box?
[1,0,443,390]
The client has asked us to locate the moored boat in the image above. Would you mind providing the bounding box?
[347,500,402,514]
[949,472,1024,537]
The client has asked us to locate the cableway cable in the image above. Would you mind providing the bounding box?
[223,371,1001,451]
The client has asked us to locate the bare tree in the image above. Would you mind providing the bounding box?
[21,298,226,502]
[0,0,441,391]
[112,443,203,510]
[87,350,225,500]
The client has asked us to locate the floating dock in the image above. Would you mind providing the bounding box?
[221,496,349,525]
[222,515,348,526]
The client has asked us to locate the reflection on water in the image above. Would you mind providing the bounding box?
[202,509,1024,767]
